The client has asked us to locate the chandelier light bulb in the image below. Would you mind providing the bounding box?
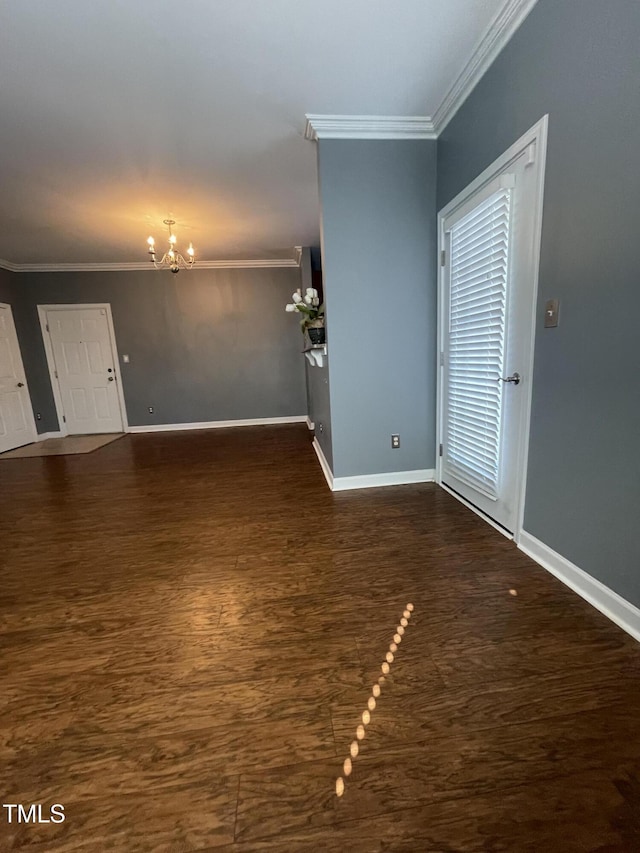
[147,236,155,246]
[187,243,194,257]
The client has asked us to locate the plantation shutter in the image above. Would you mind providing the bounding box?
[444,188,512,499]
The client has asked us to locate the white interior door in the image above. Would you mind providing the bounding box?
[440,133,544,534]
[0,304,37,454]
[46,307,123,435]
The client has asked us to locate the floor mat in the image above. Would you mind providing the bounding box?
[0,433,124,458]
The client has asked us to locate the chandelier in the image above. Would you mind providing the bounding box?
[147,219,195,273]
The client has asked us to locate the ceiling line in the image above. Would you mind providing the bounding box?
[0,253,302,273]
[304,115,436,141]
[432,0,539,133]
[304,0,539,142]
[1,0,538,268]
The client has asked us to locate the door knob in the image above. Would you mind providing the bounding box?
[498,372,521,385]
[16,381,24,388]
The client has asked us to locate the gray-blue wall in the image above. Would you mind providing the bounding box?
[306,353,333,469]
[0,268,15,301]
[9,267,307,432]
[318,139,437,479]
[438,0,640,606]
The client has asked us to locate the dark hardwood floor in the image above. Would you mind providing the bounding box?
[1,425,639,851]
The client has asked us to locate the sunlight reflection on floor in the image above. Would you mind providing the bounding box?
[335,602,414,797]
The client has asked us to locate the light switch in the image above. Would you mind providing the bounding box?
[544,299,559,328]
[122,354,130,363]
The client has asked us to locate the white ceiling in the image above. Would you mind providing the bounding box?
[0,0,508,265]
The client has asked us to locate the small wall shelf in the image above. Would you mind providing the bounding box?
[303,344,327,367]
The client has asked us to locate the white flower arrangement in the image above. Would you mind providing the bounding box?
[285,287,325,332]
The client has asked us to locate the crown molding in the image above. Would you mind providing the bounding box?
[0,256,302,273]
[432,0,539,134]
[304,114,436,141]
[0,258,21,272]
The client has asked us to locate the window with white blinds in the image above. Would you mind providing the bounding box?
[444,188,512,499]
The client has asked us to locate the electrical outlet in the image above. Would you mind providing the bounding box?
[148,406,154,414]
[36,413,42,420]
[391,434,400,449]
[122,354,130,363]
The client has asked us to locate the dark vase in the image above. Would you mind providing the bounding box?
[307,327,326,345]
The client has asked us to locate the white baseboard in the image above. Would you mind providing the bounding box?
[36,430,64,440]
[129,416,307,434]
[519,530,640,643]
[312,437,334,489]
[334,468,436,491]
[311,438,435,491]
[306,417,315,431]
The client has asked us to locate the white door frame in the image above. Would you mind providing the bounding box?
[37,303,129,436]
[436,115,548,545]
[0,302,38,448]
